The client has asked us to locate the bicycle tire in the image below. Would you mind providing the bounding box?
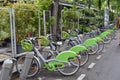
[103,35,112,44]
[58,56,80,76]
[16,55,41,77]
[79,51,89,66]
[88,43,99,55]
[97,41,105,54]
[111,31,116,40]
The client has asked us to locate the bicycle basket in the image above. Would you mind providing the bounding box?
[39,36,50,46]
[21,40,33,51]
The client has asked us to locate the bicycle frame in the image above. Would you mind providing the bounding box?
[33,48,73,71]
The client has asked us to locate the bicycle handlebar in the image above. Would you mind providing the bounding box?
[23,37,42,44]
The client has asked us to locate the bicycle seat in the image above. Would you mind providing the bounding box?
[51,42,61,47]
[69,37,77,41]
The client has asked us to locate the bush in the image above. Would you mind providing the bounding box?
[0,0,53,43]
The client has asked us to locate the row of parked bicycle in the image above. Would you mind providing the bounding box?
[14,26,116,78]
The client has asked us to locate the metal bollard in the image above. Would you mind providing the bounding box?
[19,52,34,80]
[0,59,13,80]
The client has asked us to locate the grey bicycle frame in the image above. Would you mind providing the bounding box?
[34,48,70,65]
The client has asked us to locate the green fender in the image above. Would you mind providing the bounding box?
[45,61,65,71]
[56,51,77,62]
[69,45,88,54]
[93,37,103,42]
[112,27,117,30]
[46,51,77,71]
[99,34,106,39]
[99,32,110,39]
[101,32,110,36]
[83,38,97,47]
[106,29,114,33]
[91,38,98,42]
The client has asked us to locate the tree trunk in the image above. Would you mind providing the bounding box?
[52,0,59,35]
[88,0,91,8]
[98,0,101,10]
[107,0,110,8]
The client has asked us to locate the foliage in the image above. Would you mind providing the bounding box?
[62,7,79,20]
[62,6,100,33]
[62,7,81,32]
[46,16,55,34]
[34,0,54,35]
[0,31,9,41]
[81,8,96,17]
[92,25,97,30]
[109,10,114,23]
[84,27,90,32]
[12,0,53,42]
[10,2,39,43]
[0,9,10,41]
[0,0,53,43]
[34,0,52,11]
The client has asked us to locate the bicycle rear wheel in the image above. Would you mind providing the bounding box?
[58,56,80,76]
[98,42,104,53]
[103,35,112,44]
[88,43,99,55]
[16,55,41,77]
[79,51,89,66]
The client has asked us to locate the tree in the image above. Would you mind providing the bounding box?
[107,0,110,8]
[98,0,102,10]
[52,0,59,35]
[88,0,92,8]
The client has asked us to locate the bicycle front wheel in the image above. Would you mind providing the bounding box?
[88,43,99,55]
[58,56,80,76]
[16,56,41,77]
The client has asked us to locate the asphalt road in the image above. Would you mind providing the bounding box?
[86,37,120,80]
[12,32,120,80]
